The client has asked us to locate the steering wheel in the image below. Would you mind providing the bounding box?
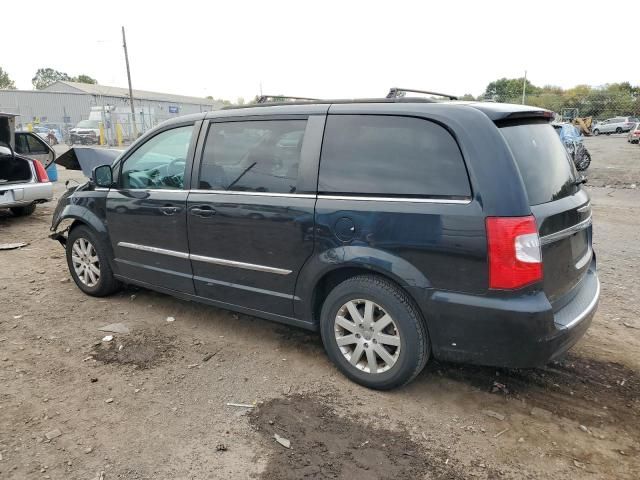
[144,158,186,188]
[167,158,186,176]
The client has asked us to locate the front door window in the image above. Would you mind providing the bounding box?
[120,126,193,189]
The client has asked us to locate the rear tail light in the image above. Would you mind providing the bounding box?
[33,160,49,183]
[486,216,542,289]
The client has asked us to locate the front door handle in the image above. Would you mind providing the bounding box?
[159,206,181,216]
[190,206,216,217]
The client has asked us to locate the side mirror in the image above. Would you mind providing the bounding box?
[92,164,113,188]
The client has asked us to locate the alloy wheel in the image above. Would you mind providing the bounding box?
[71,238,101,287]
[334,299,401,374]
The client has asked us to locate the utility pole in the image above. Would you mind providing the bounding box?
[122,26,138,138]
[522,70,527,105]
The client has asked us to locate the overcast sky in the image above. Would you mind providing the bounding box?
[2,1,632,101]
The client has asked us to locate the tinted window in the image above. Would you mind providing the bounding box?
[15,133,48,154]
[26,134,48,153]
[318,115,470,197]
[199,120,306,193]
[500,123,577,205]
[120,125,193,189]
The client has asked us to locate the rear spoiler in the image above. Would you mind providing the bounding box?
[54,147,123,177]
[469,103,555,123]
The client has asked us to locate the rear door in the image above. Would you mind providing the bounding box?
[186,115,324,316]
[499,121,592,304]
[106,122,199,293]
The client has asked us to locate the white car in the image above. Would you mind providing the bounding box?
[1,113,54,216]
[592,116,639,135]
[69,120,101,145]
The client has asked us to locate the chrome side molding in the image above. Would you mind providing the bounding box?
[117,242,291,275]
[317,195,471,204]
[117,242,189,259]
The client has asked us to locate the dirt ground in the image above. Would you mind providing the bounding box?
[1,138,639,479]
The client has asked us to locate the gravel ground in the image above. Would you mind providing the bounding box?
[0,139,639,479]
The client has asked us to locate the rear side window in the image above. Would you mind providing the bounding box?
[318,115,470,198]
[199,120,306,194]
[500,123,577,205]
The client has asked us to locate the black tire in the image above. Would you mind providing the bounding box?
[593,129,600,136]
[10,203,36,216]
[66,225,120,297]
[576,151,591,171]
[320,275,430,390]
[615,127,623,134]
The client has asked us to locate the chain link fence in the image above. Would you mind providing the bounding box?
[498,90,640,128]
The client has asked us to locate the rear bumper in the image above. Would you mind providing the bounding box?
[0,181,53,208]
[426,262,599,368]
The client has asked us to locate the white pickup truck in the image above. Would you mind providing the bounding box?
[1,113,54,216]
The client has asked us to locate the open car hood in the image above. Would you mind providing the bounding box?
[54,147,124,177]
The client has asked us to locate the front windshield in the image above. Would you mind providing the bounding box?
[76,120,99,128]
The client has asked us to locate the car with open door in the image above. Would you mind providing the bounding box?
[50,92,599,390]
[0,113,54,216]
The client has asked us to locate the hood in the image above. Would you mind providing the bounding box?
[55,147,123,177]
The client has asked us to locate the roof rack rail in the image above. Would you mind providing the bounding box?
[386,87,458,101]
[255,95,321,104]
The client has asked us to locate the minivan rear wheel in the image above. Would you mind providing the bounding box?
[320,275,430,390]
[66,225,120,297]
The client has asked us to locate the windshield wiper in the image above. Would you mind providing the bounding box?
[226,162,256,190]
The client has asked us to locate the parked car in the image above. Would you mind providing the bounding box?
[626,123,640,143]
[50,99,599,390]
[1,113,54,216]
[68,120,100,145]
[592,116,639,135]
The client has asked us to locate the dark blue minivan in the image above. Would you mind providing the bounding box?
[51,98,599,389]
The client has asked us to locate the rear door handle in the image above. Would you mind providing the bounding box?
[159,206,181,215]
[190,206,216,217]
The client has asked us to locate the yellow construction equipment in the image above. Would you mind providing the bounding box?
[572,117,593,136]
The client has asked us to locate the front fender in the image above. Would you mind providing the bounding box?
[294,246,433,320]
[51,202,109,235]
[49,189,116,272]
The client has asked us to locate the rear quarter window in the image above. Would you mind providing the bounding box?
[318,115,470,198]
[500,122,578,205]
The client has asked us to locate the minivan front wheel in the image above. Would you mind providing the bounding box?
[320,275,429,389]
[66,225,120,296]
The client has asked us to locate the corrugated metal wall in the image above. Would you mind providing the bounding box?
[0,91,93,128]
[0,90,223,131]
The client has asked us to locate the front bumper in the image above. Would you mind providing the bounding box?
[426,262,599,368]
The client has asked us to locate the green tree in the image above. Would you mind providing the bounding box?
[0,67,16,89]
[483,77,541,102]
[32,68,72,89]
[73,74,97,84]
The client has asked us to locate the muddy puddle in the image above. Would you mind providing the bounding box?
[90,330,176,369]
[250,394,466,480]
[430,353,640,436]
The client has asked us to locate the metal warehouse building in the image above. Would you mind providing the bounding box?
[0,81,224,132]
